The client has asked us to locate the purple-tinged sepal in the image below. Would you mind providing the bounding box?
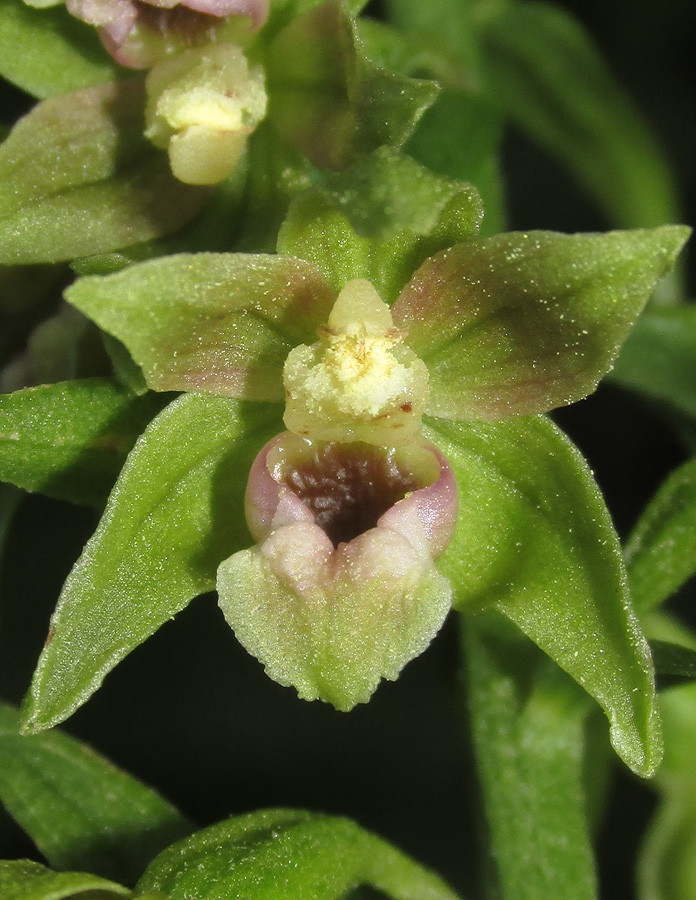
[217,433,457,710]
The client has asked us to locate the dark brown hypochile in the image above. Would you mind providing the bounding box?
[281,442,420,547]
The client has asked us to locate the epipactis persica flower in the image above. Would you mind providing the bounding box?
[218,280,459,709]
[63,201,690,715]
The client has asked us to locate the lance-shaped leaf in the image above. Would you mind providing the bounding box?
[395,227,690,422]
[610,304,696,420]
[462,615,596,900]
[66,254,336,401]
[0,703,191,885]
[21,394,281,732]
[278,166,482,302]
[265,0,438,170]
[0,80,208,265]
[650,641,696,688]
[478,2,680,229]
[425,415,661,776]
[0,0,120,99]
[0,379,165,507]
[638,682,696,900]
[625,457,696,617]
[135,808,462,900]
[0,860,129,900]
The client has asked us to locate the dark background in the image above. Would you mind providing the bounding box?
[1,2,695,899]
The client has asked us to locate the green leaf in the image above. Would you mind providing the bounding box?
[384,0,479,70]
[478,2,680,229]
[265,0,438,170]
[638,796,696,900]
[425,414,661,776]
[405,90,506,238]
[395,227,690,421]
[625,457,696,616]
[0,859,129,900]
[278,171,482,302]
[0,0,120,99]
[650,641,696,688]
[0,703,191,886]
[135,808,462,900]
[21,394,281,732]
[0,80,208,265]
[462,615,596,900]
[638,682,696,900]
[610,304,696,420]
[0,379,165,507]
[66,254,336,400]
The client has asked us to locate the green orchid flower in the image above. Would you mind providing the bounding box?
[7,172,687,783]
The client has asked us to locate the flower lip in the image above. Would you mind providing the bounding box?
[245,432,458,558]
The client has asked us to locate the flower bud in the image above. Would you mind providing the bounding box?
[144,43,267,184]
[283,279,430,447]
[217,434,458,710]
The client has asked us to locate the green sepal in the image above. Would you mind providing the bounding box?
[70,154,251,276]
[0,859,129,900]
[462,615,596,900]
[395,226,690,421]
[0,379,166,507]
[265,0,439,170]
[0,0,120,99]
[425,414,661,776]
[625,456,696,616]
[278,161,482,302]
[478,2,680,229]
[610,304,696,420]
[0,80,209,265]
[0,703,191,886]
[66,253,336,400]
[134,809,461,900]
[20,395,282,732]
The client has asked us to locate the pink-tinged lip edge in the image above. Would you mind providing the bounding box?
[244,432,458,560]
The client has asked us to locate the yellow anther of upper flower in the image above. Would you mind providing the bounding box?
[283,279,430,447]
